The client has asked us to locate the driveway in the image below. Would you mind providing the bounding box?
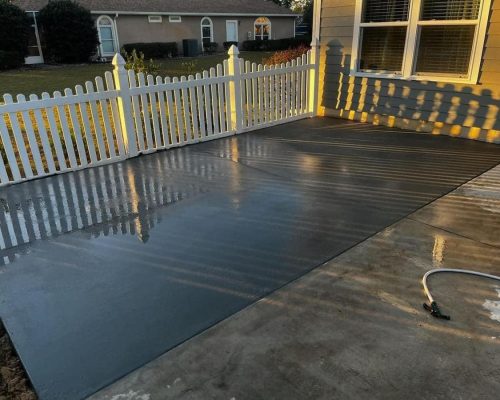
[1,118,499,399]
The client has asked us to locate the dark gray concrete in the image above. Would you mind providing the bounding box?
[90,166,500,400]
[0,118,499,400]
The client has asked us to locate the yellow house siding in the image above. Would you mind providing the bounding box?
[318,0,500,143]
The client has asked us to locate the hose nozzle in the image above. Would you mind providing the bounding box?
[423,301,450,320]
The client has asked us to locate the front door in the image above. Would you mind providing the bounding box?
[226,20,238,43]
[25,12,44,64]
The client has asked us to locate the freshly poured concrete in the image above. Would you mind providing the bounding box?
[1,118,499,400]
[91,164,500,400]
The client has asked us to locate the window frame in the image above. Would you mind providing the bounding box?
[350,0,492,84]
[148,15,163,23]
[169,15,182,23]
[201,17,214,45]
[254,17,272,41]
[96,15,118,57]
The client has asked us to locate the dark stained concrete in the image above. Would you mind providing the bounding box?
[0,118,499,400]
[90,165,500,400]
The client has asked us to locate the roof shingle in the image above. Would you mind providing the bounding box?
[13,0,297,15]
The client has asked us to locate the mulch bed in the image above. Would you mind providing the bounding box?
[0,322,37,400]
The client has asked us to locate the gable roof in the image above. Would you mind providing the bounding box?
[14,0,298,16]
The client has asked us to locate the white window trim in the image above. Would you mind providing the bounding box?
[148,15,163,23]
[254,17,272,40]
[226,20,239,42]
[96,15,118,57]
[201,17,214,44]
[169,15,182,23]
[350,0,492,84]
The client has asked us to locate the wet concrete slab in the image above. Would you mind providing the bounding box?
[90,170,500,400]
[1,118,499,399]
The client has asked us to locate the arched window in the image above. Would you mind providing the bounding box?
[201,17,214,47]
[97,16,116,56]
[254,17,271,41]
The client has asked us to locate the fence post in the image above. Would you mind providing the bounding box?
[227,45,244,133]
[309,37,320,116]
[112,54,138,157]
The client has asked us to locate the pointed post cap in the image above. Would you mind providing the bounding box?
[310,37,320,48]
[228,45,240,58]
[112,53,126,67]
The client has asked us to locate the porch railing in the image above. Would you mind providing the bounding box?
[0,42,319,187]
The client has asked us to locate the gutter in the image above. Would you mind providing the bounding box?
[88,11,299,17]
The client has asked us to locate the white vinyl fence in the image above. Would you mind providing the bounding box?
[0,43,319,187]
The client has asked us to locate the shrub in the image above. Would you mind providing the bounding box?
[0,50,26,70]
[123,49,159,76]
[38,0,98,63]
[263,45,310,66]
[122,42,178,59]
[242,37,311,52]
[203,42,218,54]
[0,0,31,69]
[223,41,238,50]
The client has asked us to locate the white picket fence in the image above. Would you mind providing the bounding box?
[0,44,319,187]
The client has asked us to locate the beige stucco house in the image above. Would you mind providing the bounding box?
[15,0,297,63]
[314,0,500,143]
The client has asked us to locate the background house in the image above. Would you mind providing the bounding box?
[315,0,500,143]
[14,0,298,63]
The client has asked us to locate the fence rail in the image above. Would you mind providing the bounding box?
[0,43,319,187]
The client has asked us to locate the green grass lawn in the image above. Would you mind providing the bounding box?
[0,52,273,97]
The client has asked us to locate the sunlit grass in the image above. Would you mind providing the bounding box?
[0,52,272,97]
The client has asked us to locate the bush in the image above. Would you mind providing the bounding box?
[122,42,178,59]
[263,45,310,66]
[203,42,218,54]
[223,41,238,50]
[123,49,159,76]
[242,37,311,52]
[0,50,26,70]
[0,0,31,69]
[38,0,98,63]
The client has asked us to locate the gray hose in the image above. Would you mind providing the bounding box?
[422,268,500,320]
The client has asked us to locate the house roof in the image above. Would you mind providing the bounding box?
[14,0,298,16]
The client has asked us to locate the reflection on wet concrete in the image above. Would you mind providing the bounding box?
[0,118,500,400]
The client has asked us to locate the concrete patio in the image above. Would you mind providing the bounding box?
[0,118,499,400]
[92,159,500,400]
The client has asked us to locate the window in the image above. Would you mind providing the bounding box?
[169,15,182,23]
[352,0,491,83]
[97,16,116,55]
[254,17,271,41]
[201,17,214,46]
[148,15,163,23]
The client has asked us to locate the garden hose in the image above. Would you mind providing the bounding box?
[422,269,500,320]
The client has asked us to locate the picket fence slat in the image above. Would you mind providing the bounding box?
[95,77,117,159]
[217,64,226,133]
[41,92,68,172]
[209,68,220,135]
[104,72,126,157]
[147,74,162,149]
[188,75,200,141]
[202,71,213,137]
[172,77,184,145]
[0,44,318,187]
[75,85,98,164]
[163,76,177,146]
[129,71,146,152]
[180,76,192,143]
